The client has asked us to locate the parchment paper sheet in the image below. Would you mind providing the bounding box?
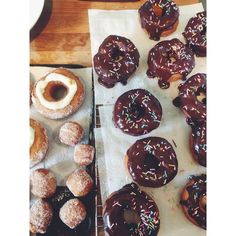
[30,67,93,185]
[89,3,205,105]
[90,4,206,236]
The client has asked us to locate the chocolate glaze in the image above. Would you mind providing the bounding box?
[103,183,160,236]
[139,0,179,41]
[113,89,162,136]
[127,137,178,187]
[183,11,207,57]
[93,35,140,88]
[190,121,206,167]
[180,174,206,230]
[147,38,195,89]
[173,73,206,122]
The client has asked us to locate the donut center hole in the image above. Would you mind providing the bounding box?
[111,47,125,62]
[153,4,164,17]
[129,104,145,120]
[144,153,160,171]
[196,88,206,104]
[162,50,177,63]
[199,195,207,213]
[123,209,141,227]
[44,82,68,101]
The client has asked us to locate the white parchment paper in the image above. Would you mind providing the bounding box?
[90,3,206,236]
[89,3,205,105]
[30,66,93,185]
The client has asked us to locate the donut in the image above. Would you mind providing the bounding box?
[74,144,95,166]
[30,118,48,168]
[190,121,206,167]
[173,73,206,122]
[113,89,162,136]
[103,183,160,236]
[139,0,179,41]
[59,121,84,146]
[147,38,195,89]
[30,199,53,234]
[93,35,140,88]
[125,137,178,187]
[66,169,93,197]
[180,174,206,230]
[183,11,207,57]
[30,168,57,198]
[59,198,87,229]
[32,68,85,119]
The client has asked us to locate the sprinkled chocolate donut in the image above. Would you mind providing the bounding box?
[93,35,140,88]
[103,183,160,236]
[183,11,207,57]
[139,0,179,41]
[113,89,162,136]
[180,174,206,230]
[126,137,178,187]
[173,73,206,122]
[147,38,195,89]
[190,121,206,167]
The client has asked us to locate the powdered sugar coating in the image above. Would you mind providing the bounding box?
[30,199,53,234]
[59,198,87,229]
[59,121,84,146]
[30,168,57,198]
[66,169,93,197]
[74,144,95,166]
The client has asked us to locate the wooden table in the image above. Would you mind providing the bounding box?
[30,0,199,67]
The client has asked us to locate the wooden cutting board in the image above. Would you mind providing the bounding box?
[30,0,199,67]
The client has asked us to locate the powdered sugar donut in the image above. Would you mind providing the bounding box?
[59,198,87,229]
[74,144,95,166]
[66,169,93,197]
[30,118,48,168]
[30,168,57,198]
[32,68,85,119]
[59,121,84,146]
[30,199,53,234]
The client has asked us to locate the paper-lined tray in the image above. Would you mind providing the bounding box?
[90,3,206,236]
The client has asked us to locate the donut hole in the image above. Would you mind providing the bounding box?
[196,88,206,104]
[162,50,177,63]
[152,4,164,17]
[129,104,145,120]
[44,82,68,101]
[111,47,125,62]
[199,195,207,213]
[144,153,161,171]
[123,209,141,229]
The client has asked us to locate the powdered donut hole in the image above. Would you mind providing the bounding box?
[30,199,53,234]
[30,168,57,198]
[66,169,93,197]
[59,121,84,146]
[74,144,95,166]
[59,198,87,229]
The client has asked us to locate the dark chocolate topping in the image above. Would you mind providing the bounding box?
[103,183,160,236]
[183,11,207,57]
[93,35,140,88]
[173,73,206,122]
[113,89,162,136]
[147,38,195,88]
[139,0,179,41]
[126,137,178,187]
[191,121,206,167]
[180,174,206,230]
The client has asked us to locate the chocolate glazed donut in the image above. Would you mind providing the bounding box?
[103,183,160,236]
[139,0,179,41]
[180,174,206,230]
[147,38,195,89]
[190,121,206,167]
[93,35,140,88]
[183,11,207,57]
[113,89,162,136]
[126,137,178,187]
[173,73,206,122]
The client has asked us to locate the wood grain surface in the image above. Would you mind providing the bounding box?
[30,0,199,67]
